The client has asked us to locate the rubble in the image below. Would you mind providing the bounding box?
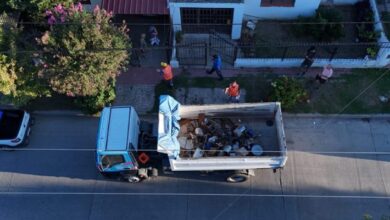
[178,114,264,158]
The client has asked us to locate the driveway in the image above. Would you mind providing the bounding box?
[0,114,388,220]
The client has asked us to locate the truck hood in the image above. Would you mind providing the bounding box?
[157,95,181,158]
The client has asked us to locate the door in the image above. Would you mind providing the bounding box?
[181,8,233,34]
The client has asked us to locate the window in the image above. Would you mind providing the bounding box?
[261,0,295,7]
[101,155,125,169]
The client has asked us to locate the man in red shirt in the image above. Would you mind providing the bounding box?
[224,81,240,103]
[158,62,174,88]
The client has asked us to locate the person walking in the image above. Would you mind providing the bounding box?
[224,81,240,103]
[139,33,147,57]
[157,62,174,88]
[315,64,333,84]
[299,46,316,76]
[149,26,160,46]
[206,54,224,81]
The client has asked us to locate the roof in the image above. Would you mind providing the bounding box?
[106,107,132,151]
[101,0,169,15]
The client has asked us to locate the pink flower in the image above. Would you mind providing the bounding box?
[60,15,66,23]
[75,2,83,12]
[93,5,100,14]
[48,15,56,25]
[54,4,65,14]
[45,10,52,17]
[66,91,75,97]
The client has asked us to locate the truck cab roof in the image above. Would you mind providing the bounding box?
[97,106,140,153]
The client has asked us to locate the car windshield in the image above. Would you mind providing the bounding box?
[0,109,24,140]
[101,155,125,169]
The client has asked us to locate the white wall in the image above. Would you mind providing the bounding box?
[169,2,244,39]
[321,0,362,4]
[243,0,321,20]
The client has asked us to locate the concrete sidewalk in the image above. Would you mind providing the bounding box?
[115,66,354,113]
[117,66,354,85]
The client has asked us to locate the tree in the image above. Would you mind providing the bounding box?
[0,12,50,106]
[0,55,17,95]
[0,0,74,16]
[39,4,130,97]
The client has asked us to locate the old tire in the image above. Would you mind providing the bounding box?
[127,176,141,183]
[226,173,248,183]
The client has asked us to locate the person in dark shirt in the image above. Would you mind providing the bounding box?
[299,46,316,76]
[206,54,224,81]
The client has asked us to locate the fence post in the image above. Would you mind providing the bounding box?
[329,47,338,61]
[205,42,208,66]
[282,47,288,61]
[234,45,238,61]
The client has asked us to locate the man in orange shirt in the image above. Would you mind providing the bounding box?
[224,81,240,103]
[158,62,174,88]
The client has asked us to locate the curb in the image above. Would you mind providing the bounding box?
[283,113,390,119]
[30,110,390,119]
[32,110,90,117]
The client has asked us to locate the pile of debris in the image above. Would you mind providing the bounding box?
[178,114,263,158]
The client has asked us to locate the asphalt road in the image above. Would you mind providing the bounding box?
[0,114,389,220]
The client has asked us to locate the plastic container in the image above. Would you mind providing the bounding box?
[193,148,203,158]
[234,126,246,137]
[251,144,263,156]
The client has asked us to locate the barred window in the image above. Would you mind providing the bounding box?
[261,0,295,7]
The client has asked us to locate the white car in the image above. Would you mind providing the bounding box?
[0,109,32,147]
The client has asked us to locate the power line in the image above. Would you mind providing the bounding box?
[1,147,390,155]
[0,191,388,199]
[0,41,386,55]
[2,21,390,25]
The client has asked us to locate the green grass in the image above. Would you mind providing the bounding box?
[290,69,390,113]
[154,69,390,114]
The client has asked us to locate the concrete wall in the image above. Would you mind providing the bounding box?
[243,0,321,20]
[169,2,245,39]
[234,57,386,68]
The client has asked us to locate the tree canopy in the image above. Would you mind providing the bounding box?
[39,4,130,97]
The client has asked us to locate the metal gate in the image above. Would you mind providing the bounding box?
[209,30,237,65]
[176,42,207,66]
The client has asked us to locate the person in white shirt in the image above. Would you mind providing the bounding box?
[316,64,333,84]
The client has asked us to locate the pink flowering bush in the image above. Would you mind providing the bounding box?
[45,2,84,25]
[39,4,130,113]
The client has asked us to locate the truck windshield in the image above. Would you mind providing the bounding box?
[101,155,125,169]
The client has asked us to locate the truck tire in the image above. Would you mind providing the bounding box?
[127,176,141,183]
[226,173,249,183]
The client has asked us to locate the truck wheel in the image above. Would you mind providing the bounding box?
[127,176,141,183]
[226,173,249,183]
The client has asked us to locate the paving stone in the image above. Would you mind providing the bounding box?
[175,87,246,105]
[115,84,155,113]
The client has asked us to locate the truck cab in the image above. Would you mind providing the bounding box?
[96,106,140,181]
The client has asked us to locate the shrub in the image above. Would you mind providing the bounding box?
[75,78,116,114]
[292,7,345,42]
[269,76,307,110]
[355,0,378,43]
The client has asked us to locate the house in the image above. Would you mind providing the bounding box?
[169,0,362,40]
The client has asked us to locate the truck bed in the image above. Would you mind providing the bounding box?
[178,116,281,159]
[158,98,287,171]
